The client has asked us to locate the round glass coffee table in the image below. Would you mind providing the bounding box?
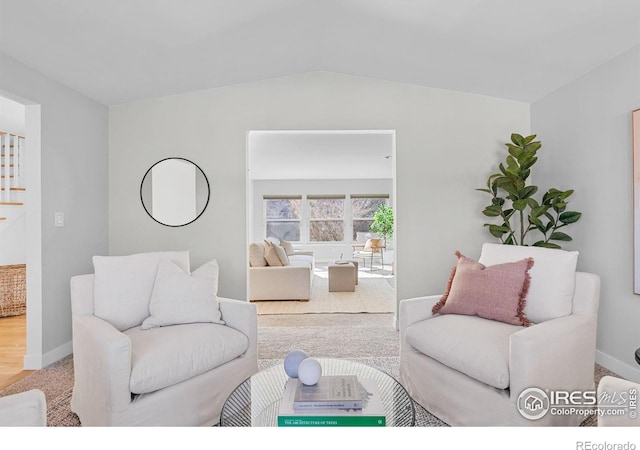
[220,358,415,427]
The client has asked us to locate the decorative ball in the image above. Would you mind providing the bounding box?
[298,358,322,386]
[284,350,308,378]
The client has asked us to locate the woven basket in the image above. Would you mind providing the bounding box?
[0,264,26,317]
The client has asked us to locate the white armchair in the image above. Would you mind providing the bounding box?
[70,252,258,426]
[597,376,640,426]
[399,243,600,426]
[0,389,47,426]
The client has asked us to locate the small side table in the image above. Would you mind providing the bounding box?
[328,262,356,292]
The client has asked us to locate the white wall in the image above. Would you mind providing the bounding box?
[0,52,108,366]
[109,71,530,306]
[0,95,25,135]
[251,178,393,261]
[532,45,640,381]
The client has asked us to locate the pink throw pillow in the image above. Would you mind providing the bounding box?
[432,251,534,326]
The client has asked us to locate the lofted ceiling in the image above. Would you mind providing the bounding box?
[1,0,639,106]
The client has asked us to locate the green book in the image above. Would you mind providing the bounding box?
[278,378,386,427]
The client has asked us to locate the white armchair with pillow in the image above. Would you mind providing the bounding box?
[399,243,600,426]
[70,251,258,426]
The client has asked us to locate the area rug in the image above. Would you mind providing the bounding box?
[0,313,619,427]
[254,273,395,315]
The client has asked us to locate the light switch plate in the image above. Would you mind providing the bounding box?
[54,212,64,227]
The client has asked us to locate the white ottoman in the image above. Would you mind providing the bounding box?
[328,262,356,292]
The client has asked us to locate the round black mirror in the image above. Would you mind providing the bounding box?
[140,157,210,227]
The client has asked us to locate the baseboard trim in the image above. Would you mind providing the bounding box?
[23,340,72,370]
[596,350,640,383]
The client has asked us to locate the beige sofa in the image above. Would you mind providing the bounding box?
[248,242,314,301]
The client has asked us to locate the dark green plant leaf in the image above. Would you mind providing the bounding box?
[550,232,572,241]
[513,199,528,211]
[520,156,538,171]
[508,144,523,158]
[530,205,547,218]
[482,205,503,217]
[519,185,538,199]
[511,133,525,146]
[533,241,562,249]
[559,189,574,200]
[506,155,519,170]
[518,169,531,180]
[524,142,542,153]
[552,201,567,212]
[559,211,582,224]
[488,225,511,238]
[496,182,519,197]
[529,217,544,229]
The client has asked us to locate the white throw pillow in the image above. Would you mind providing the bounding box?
[141,259,223,330]
[477,243,578,324]
[93,251,190,331]
[264,240,283,266]
[280,239,295,256]
[273,243,290,266]
[248,243,267,267]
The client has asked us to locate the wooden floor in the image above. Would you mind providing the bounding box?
[0,314,33,390]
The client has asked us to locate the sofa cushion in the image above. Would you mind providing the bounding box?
[93,251,190,331]
[273,243,290,265]
[140,259,224,330]
[405,314,524,389]
[125,323,249,394]
[432,251,533,326]
[289,254,314,268]
[264,241,290,266]
[264,240,283,266]
[280,239,295,255]
[249,243,267,267]
[478,243,578,324]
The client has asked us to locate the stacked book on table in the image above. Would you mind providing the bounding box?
[277,375,386,427]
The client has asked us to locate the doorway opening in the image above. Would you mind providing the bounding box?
[0,92,43,388]
[246,130,396,316]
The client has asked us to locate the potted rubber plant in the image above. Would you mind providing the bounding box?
[477,133,581,249]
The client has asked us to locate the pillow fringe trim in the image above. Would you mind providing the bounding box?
[518,257,534,327]
[431,261,459,315]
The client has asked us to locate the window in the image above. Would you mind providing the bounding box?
[351,195,389,241]
[308,195,345,242]
[264,196,301,241]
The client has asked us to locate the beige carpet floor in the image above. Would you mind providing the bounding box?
[254,268,396,315]
[0,312,621,427]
